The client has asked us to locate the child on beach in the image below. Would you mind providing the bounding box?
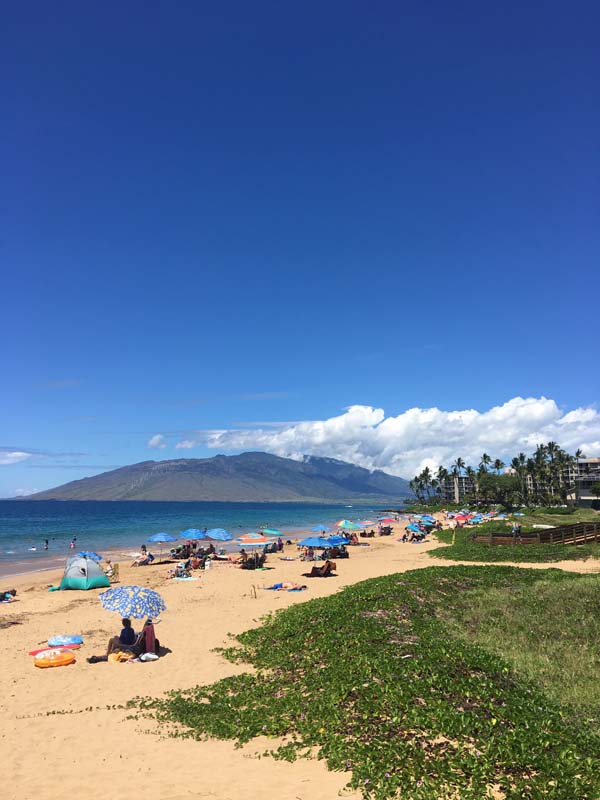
[1,589,17,602]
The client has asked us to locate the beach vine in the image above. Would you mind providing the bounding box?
[131,566,600,799]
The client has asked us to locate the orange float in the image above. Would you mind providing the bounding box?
[33,648,76,668]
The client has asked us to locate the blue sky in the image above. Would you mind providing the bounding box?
[3,1,599,495]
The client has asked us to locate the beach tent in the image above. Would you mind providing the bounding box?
[59,555,110,591]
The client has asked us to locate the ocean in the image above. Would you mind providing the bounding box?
[0,500,399,571]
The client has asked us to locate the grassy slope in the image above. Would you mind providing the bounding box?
[133,566,600,799]
[429,509,600,563]
[439,574,600,713]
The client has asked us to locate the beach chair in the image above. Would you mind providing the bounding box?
[110,563,120,583]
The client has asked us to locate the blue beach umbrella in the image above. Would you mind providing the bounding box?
[180,528,209,540]
[76,551,102,561]
[326,535,349,545]
[206,528,234,542]
[148,532,178,543]
[99,586,166,619]
[298,536,330,548]
[310,524,332,533]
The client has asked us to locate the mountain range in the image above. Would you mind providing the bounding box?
[26,452,411,503]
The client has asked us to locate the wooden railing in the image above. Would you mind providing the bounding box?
[473,522,600,546]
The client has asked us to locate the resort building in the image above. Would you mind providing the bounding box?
[441,458,600,506]
[440,475,476,504]
[571,458,600,506]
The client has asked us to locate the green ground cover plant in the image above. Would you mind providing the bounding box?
[430,522,600,563]
[131,566,600,799]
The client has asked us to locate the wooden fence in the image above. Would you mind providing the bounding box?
[473,522,600,546]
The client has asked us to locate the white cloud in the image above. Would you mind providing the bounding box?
[175,440,197,449]
[147,434,167,450]
[174,397,600,477]
[0,449,36,466]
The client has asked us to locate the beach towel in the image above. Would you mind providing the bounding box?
[174,576,198,581]
[108,651,135,663]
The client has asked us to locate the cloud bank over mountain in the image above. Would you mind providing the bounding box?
[174,397,600,478]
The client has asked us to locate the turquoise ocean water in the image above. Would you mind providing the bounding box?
[0,500,399,569]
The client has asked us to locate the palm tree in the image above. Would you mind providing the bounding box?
[465,466,478,505]
[420,467,433,502]
[409,478,425,504]
[451,458,465,504]
[479,453,492,473]
[511,456,527,505]
[546,441,559,463]
[493,458,505,475]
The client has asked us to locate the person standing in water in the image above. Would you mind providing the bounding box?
[44,539,49,550]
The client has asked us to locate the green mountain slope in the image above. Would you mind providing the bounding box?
[27,451,411,503]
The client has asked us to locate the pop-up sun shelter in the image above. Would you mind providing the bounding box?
[58,555,110,590]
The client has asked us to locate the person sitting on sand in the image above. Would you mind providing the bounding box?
[305,560,336,578]
[1,588,17,602]
[89,619,160,663]
[131,552,155,567]
[107,618,137,654]
[234,549,248,565]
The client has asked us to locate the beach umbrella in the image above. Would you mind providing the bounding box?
[76,551,102,561]
[237,533,275,545]
[99,586,166,619]
[181,528,209,540]
[206,528,234,542]
[298,536,331,548]
[326,535,349,546]
[359,519,375,526]
[378,518,396,524]
[148,532,178,543]
[310,524,332,533]
[336,520,361,530]
[261,528,282,536]
[147,532,178,557]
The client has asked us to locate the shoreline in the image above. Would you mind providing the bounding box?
[0,516,408,579]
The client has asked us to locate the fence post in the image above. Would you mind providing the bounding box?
[537,532,541,544]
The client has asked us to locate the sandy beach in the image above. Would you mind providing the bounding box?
[2,531,599,800]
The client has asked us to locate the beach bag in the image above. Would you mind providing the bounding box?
[140,652,159,662]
